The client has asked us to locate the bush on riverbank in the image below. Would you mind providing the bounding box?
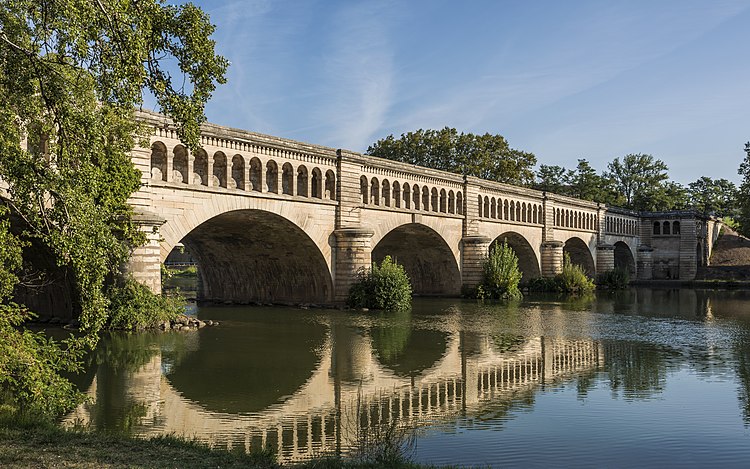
[597,268,630,289]
[474,240,523,300]
[348,256,412,311]
[528,254,595,294]
[107,277,184,330]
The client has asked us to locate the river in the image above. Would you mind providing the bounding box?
[65,288,750,467]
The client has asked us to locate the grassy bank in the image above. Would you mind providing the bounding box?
[0,417,448,469]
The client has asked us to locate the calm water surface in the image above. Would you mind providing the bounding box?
[66,288,750,467]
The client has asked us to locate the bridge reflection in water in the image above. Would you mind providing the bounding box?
[65,311,603,463]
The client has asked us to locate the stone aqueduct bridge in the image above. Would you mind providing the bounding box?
[129,110,717,304]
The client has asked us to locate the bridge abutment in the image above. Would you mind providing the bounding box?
[637,246,654,280]
[541,241,564,277]
[596,244,615,273]
[127,211,166,294]
[333,228,374,305]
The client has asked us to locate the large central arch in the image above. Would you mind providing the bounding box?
[181,210,332,304]
[372,223,461,296]
[491,232,541,283]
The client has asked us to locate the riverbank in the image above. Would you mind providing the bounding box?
[0,418,446,468]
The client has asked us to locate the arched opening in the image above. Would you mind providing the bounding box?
[448,190,455,214]
[490,198,496,219]
[653,221,661,235]
[212,152,227,188]
[663,221,671,235]
[431,188,438,212]
[477,195,483,217]
[193,148,208,186]
[673,221,680,235]
[325,170,336,200]
[422,186,429,211]
[311,168,322,198]
[483,196,490,218]
[456,192,463,215]
[370,177,380,205]
[231,154,244,189]
[249,157,262,191]
[402,183,411,209]
[392,182,401,208]
[614,241,635,276]
[266,160,278,193]
[173,145,188,183]
[282,163,294,195]
[180,210,332,304]
[150,141,167,181]
[382,179,391,207]
[413,185,420,210]
[372,224,460,296]
[440,189,447,213]
[491,232,541,283]
[296,165,308,197]
[564,237,595,276]
[360,176,368,204]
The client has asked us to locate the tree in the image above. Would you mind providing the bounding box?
[603,153,670,211]
[535,164,570,195]
[568,159,606,202]
[688,177,737,216]
[0,1,227,417]
[738,142,750,236]
[367,128,537,186]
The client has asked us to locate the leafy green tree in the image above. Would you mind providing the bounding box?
[348,256,412,311]
[367,128,537,186]
[476,240,523,300]
[688,177,737,216]
[0,0,227,416]
[738,142,750,236]
[569,159,606,201]
[535,164,570,195]
[603,153,670,210]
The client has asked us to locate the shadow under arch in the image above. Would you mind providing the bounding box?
[614,241,636,276]
[564,237,596,276]
[181,210,332,304]
[491,232,541,282]
[372,223,460,296]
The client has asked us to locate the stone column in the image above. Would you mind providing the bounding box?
[127,210,166,294]
[596,243,615,273]
[637,246,654,280]
[460,236,490,292]
[186,154,194,185]
[333,228,374,305]
[243,158,251,191]
[165,145,173,182]
[206,156,214,187]
[541,240,564,277]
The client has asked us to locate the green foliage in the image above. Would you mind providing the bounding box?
[367,127,537,186]
[737,142,750,237]
[475,241,523,300]
[597,268,630,290]
[0,0,226,418]
[603,153,672,211]
[688,177,738,216]
[528,254,595,294]
[535,164,570,194]
[348,256,412,311]
[107,278,183,330]
[0,305,84,418]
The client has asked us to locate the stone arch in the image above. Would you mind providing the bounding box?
[382,179,391,207]
[564,237,595,276]
[372,223,461,296]
[212,151,227,188]
[392,181,401,208]
[483,196,490,218]
[325,170,336,200]
[422,186,429,211]
[249,157,262,191]
[150,141,167,181]
[456,191,463,215]
[402,182,411,209]
[448,190,455,214]
[491,232,541,282]
[180,209,332,304]
[370,177,380,205]
[412,184,420,210]
[173,145,188,183]
[231,154,244,189]
[614,241,635,276]
[440,189,447,213]
[193,148,208,185]
[360,176,368,204]
[296,165,308,197]
[490,198,497,219]
[311,167,322,198]
[266,160,278,193]
[282,162,294,195]
[431,187,438,212]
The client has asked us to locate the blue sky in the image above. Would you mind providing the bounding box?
[168,0,750,184]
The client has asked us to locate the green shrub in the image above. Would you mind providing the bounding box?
[107,277,184,330]
[597,268,630,289]
[528,254,595,294]
[348,256,412,311]
[476,240,523,300]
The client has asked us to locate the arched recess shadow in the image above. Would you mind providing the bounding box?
[614,241,636,276]
[165,311,327,413]
[181,210,332,304]
[564,237,596,276]
[491,232,541,283]
[372,223,461,296]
